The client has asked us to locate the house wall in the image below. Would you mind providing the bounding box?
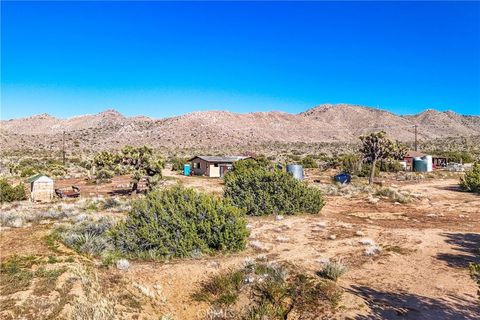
[31,181,54,202]
[191,158,209,176]
[208,165,220,178]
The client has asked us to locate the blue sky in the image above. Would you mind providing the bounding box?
[1,1,479,119]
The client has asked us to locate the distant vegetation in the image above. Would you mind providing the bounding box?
[93,145,164,192]
[7,158,67,178]
[0,179,27,203]
[224,159,325,216]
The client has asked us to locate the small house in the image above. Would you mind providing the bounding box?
[189,156,250,177]
[27,174,54,202]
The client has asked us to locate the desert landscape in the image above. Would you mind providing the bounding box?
[2,1,479,319]
[1,159,480,319]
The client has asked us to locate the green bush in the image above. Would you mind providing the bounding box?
[460,163,480,193]
[170,157,189,171]
[339,154,362,175]
[300,155,318,168]
[111,186,248,258]
[95,168,114,183]
[224,161,325,216]
[379,160,402,173]
[444,151,475,164]
[0,179,27,203]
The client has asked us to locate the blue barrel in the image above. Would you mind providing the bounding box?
[334,173,351,184]
[286,164,304,180]
[183,164,191,176]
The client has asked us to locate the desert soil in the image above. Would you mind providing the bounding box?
[1,175,479,319]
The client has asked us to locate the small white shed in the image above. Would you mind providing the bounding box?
[28,174,54,202]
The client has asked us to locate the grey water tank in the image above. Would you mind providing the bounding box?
[286,164,304,180]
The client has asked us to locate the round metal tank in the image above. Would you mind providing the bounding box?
[183,164,191,176]
[413,157,428,172]
[286,164,304,180]
[425,155,433,172]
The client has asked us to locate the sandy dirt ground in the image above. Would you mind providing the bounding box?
[1,175,479,319]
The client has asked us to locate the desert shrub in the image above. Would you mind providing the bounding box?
[340,154,362,174]
[444,151,475,164]
[20,166,37,177]
[194,261,343,318]
[110,186,248,259]
[56,218,114,255]
[0,179,27,203]
[300,155,318,168]
[379,160,402,173]
[170,157,189,171]
[318,261,347,281]
[460,163,480,193]
[288,154,301,162]
[375,187,411,203]
[224,162,325,216]
[95,168,114,183]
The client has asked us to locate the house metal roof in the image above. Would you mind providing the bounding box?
[26,174,53,183]
[189,155,250,163]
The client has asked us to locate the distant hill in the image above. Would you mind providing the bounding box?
[1,104,479,152]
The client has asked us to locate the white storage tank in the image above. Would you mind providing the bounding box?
[425,155,433,172]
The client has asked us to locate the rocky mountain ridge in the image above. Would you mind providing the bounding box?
[1,104,479,152]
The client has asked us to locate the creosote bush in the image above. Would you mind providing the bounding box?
[460,163,480,193]
[111,186,249,259]
[224,159,325,216]
[0,178,27,203]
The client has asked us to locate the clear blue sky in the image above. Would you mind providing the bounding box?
[1,1,479,119]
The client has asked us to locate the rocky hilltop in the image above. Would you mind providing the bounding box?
[1,104,479,152]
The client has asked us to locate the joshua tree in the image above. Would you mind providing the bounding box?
[94,146,164,192]
[360,131,396,185]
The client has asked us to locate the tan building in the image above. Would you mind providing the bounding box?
[189,156,250,178]
[28,174,54,202]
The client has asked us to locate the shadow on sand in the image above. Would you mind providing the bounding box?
[436,233,480,268]
[349,285,480,320]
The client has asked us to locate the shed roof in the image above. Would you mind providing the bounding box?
[405,150,427,158]
[26,174,53,183]
[189,155,250,163]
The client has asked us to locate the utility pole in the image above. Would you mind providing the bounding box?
[414,125,418,151]
[62,131,66,165]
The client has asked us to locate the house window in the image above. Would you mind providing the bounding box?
[193,162,200,169]
[214,163,219,167]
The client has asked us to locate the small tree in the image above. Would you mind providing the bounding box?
[460,163,480,193]
[93,146,164,192]
[359,131,396,184]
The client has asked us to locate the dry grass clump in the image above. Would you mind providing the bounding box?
[316,182,374,197]
[54,217,114,256]
[69,264,117,320]
[374,187,412,203]
[193,261,343,319]
[317,260,347,281]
